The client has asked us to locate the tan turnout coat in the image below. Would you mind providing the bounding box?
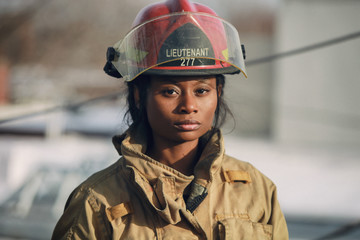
[52,129,288,239]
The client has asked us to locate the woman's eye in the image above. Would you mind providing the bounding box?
[196,88,210,95]
[163,89,178,95]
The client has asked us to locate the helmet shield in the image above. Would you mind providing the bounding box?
[112,12,247,81]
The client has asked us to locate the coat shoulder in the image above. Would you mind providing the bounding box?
[66,158,131,208]
[222,154,275,187]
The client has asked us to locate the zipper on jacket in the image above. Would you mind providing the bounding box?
[186,191,208,213]
[185,181,208,213]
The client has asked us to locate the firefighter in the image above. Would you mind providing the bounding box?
[52,0,288,239]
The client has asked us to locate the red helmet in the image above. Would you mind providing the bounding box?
[104,0,247,81]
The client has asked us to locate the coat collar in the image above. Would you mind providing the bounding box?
[112,125,225,224]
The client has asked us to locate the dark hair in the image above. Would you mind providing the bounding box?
[124,74,233,132]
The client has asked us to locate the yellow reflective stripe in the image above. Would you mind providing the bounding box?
[222,48,229,61]
[128,47,148,62]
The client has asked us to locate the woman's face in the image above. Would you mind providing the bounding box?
[145,75,220,144]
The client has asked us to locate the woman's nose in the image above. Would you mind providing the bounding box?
[178,93,198,114]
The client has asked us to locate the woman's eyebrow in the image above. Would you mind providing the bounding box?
[197,79,211,83]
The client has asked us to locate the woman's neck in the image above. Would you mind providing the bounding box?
[147,137,200,176]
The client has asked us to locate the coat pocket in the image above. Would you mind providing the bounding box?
[217,218,272,240]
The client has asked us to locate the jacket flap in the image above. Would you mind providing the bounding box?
[223,170,252,183]
[106,202,133,221]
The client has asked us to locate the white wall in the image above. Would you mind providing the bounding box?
[274,0,360,146]
[225,34,275,136]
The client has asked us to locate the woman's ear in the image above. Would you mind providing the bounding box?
[217,84,223,98]
[134,86,140,109]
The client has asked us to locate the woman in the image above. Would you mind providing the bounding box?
[52,0,289,239]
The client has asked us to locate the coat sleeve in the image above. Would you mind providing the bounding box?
[51,188,112,240]
[269,185,289,240]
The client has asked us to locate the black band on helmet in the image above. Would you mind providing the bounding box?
[142,65,240,77]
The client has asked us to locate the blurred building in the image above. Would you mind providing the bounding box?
[274,0,360,146]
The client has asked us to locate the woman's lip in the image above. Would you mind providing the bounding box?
[174,120,201,131]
